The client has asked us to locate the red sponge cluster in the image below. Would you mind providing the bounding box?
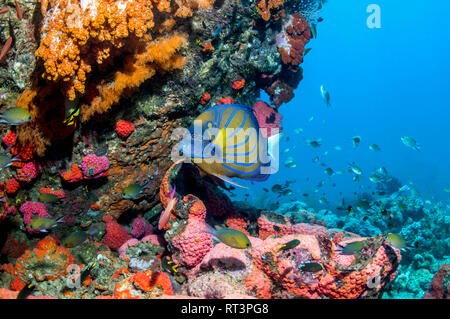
[275,13,311,66]
[171,195,213,267]
[115,120,135,139]
[61,164,83,183]
[2,131,16,147]
[15,162,41,183]
[5,179,20,195]
[217,97,235,105]
[102,215,131,251]
[232,79,245,90]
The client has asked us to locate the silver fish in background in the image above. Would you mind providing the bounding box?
[324,167,334,176]
[348,162,362,175]
[369,173,383,183]
[306,138,322,148]
[401,136,421,151]
[369,143,381,151]
[320,85,331,106]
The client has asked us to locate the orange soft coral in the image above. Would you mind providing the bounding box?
[37,0,157,100]
[129,271,173,295]
[80,35,187,122]
[15,0,214,156]
[61,163,83,183]
[257,0,284,21]
[6,236,75,288]
[174,0,215,18]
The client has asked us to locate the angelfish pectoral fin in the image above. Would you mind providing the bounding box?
[212,173,248,189]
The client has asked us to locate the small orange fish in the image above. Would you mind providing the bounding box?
[158,186,177,230]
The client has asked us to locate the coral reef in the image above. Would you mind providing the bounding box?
[423,264,450,299]
[169,195,213,268]
[4,0,421,301]
[257,0,285,22]
[187,232,401,299]
[19,201,52,234]
[4,236,75,289]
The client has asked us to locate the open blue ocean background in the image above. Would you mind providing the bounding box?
[236,0,450,210]
[226,0,450,298]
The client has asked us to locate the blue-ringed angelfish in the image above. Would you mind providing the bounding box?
[178,104,278,188]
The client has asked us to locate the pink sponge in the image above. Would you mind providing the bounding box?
[130,217,153,239]
[15,162,41,183]
[102,215,131,250]
[171,196,213,267]
[257,214,328,239]
[81,154,109,179]
[253,100,282,138]
[19,201,52,234]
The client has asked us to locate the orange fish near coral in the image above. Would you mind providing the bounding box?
[158,186,177,230]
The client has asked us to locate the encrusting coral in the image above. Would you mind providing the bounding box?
[79,35,187,122]
[257,0,285,21]
[37,0,164,100]
[0,0,417,301]
[14,0,215,156]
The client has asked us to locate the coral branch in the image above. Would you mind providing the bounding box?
[0,37,13,61]
[14,0,23,20]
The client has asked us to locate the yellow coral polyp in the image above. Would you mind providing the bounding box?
[15,0,217,156]
[36,0,158,100]
[35,0,217,100]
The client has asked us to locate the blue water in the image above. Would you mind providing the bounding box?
[239,0,450,209]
